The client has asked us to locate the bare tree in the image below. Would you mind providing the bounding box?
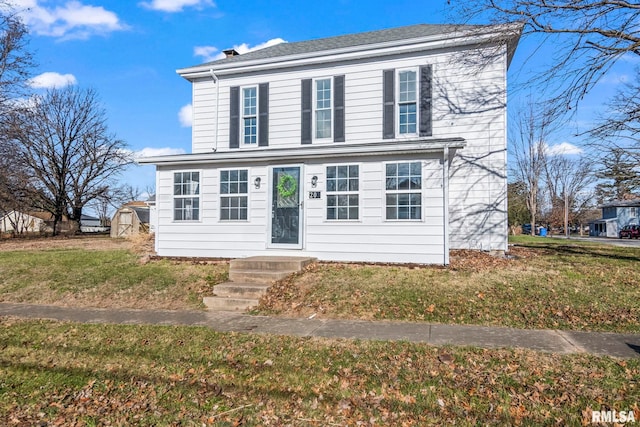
[6,87,131,234]
[509,102,553,235]
[543,154,596,236]
[448,1,640,115]
[591,70,640,154]
[0,2,33,111]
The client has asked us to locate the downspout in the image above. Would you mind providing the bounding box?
[210,69,219,152]
[443,146,450,266]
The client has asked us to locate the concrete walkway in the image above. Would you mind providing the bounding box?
[1,302,638,359]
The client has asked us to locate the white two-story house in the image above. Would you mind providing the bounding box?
[139,23,522,264]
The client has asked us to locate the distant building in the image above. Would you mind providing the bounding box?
[589,200,640,237]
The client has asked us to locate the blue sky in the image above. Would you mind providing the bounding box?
[9,0,636,194]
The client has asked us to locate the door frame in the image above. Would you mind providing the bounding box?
[267,164,304,249]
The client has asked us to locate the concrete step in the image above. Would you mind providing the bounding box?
[203,296,260,311]
[228,269,297,284]
[214,282,270,299]
[230,256,315,272]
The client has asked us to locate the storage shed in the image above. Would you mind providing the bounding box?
[110,203,150,238]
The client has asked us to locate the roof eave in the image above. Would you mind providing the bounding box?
[137,138,466,167]
[177,24,523,80]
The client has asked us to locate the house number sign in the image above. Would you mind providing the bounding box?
[308,191,321,199]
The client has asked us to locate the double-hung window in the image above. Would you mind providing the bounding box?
[398,70,417,135]
[315,78,332,139]
[220,169,248,220]
[242,87,257,145]
[326,165,359,220]
[385,162,421,220]
[174,171,200,221]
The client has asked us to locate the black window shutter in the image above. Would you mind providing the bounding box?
[229,86,240,149]
[333,75,345,142]
[419,65,433,137]
[301,79,312,145]
[383,69,395,139]
[258,83,269,147]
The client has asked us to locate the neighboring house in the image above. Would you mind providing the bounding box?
[589,200,640,237]
[110,202,151,238]
[139,23,522,264]
[0,211,47,234]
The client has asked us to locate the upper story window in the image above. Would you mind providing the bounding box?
[385,162,421,220]
[242,87,257,145]
[230,83,268,149]
[398,70,417,135]
[315,78,332,139]
[326,165,359,220]
[174,171,200,221]
[383,66,432,140]
[220,169,248,220]
[301,75,345,144]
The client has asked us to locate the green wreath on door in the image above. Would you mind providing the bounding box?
[277,174,297,198]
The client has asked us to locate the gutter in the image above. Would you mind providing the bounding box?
[137,138,466,167]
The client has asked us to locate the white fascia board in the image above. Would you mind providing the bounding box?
[137,138,466,167]
[177,25,522,80]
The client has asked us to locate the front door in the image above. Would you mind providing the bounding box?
[271,166,301,246]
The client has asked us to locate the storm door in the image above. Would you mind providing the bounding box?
[271,166,302,246]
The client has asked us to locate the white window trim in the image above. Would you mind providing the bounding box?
[396,68,419,138]
[241,85,258,146]
[313,77,333,141]
[219,168,250,222]
[173,170,202,223]
[324,163,361,222]
[383,161,424,222]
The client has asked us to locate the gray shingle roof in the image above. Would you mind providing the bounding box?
[195,24,478,68]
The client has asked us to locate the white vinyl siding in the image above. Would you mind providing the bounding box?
[220,169,248,220]
[174,40,510,256]
[173,171,200,221]
[326,164,359,220]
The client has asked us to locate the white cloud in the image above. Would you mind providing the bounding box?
[140,0,214,13]
[14,0,125,40]
[135,147,187,158]
[194,38,287,62]
[545,142,583,156]
[29,72,77,89]
[193,46,219,62]
[178,103,193,127]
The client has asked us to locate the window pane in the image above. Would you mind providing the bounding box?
[386,206,397,220]
[349,194,358,206]
[240,170,248,181]
[327,166,336,179]
[327,207,336,220]
[326,179,336,192]
[386,177,397,191]
[349,178,358,191]
[338,207,348,219]
[349,207,358,219]
[337,178,348,192]
[327,195,336,207]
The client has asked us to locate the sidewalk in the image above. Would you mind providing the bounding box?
[1,302,638,358]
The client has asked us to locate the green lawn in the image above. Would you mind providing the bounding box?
[0,248,227,310]
[1,319,638,426]
[256,237,640,333]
